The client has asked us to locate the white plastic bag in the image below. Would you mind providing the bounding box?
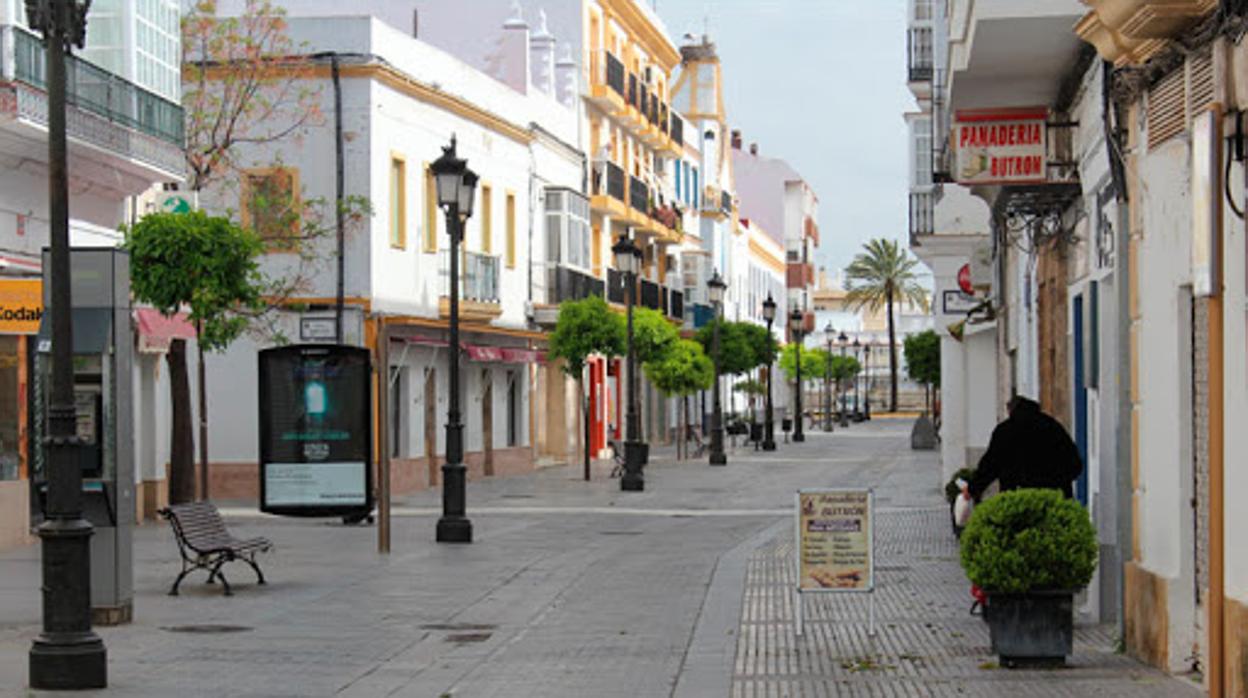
[953,479,974,527]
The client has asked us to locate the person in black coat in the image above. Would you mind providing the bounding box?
[967,396,1083,500]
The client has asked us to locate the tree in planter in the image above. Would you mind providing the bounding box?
[828,354,861,415]
[644,340,713,460]
[631,307,680,443]
[960,489,1097,665]
[124,212,265,504]
[904,329,941,416]
[695,320,775,425]
[844,238,929,412]
[548,296,625,480]
[778,343,826,424]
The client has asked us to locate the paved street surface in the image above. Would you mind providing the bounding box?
[0,421,1196,697]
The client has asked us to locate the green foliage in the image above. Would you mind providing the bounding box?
[960,489,1098,593]
[644,339,714,397]
[945,467,977,504]
[733,378,765,395]
[844,238,930,314]
[124,211,265,352]
[548,296,625,377]
[829,355,861,386]
[905,330,941,387]
[778,343,826,382]
[632,306,679,366]
[694,319,767,375]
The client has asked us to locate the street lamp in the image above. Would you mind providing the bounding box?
[863,338,872,420]
[788,308,805,443]
[707,270,728,465]
[760,294,777,451]
[837,330,850,427]
[431,136,477,544]
[852,337,862,420]
[27,0,107,690]
[822,322,835,432]
[613,234,646,490]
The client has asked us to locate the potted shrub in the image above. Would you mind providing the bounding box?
[944,467,977,535]
[959,488,1097,667]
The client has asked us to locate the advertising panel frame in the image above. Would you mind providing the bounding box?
[258,343,373,518]
[794,487,876,637]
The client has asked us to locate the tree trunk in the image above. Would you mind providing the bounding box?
[167,339,195,505]
[887,286,898,412]
[196,321,210,500]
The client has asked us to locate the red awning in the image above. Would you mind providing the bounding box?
[461,344,539,364]
[134,308,196,354]
[500,348,539,364]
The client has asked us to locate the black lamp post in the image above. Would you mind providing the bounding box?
[708,270,728,465]
[837,330,850,427]
[614,234,645,490]
[760,294,777,451]
[431,136,477,544]
[852,337,862,419]
[863,338,872,420]
[789,308,805,443]
[822,322,835,432]
[27,0,107,690]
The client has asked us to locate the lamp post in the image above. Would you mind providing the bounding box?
[708,271,728,465]
[789,308,805,443]
[852,337,862,419]
[27,0,108,690]
[837,330,850,427]
[822,322,834,432]
[760,294,777,451]
[614,235,646,490]
[431,136,477,544]
[863,338,872,420]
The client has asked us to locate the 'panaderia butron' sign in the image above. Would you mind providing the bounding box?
[955,108,1048,185]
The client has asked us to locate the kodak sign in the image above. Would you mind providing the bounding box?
[954,108,1048,185]
[0,278,43,334]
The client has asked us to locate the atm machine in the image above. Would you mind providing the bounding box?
[33,248,134,625]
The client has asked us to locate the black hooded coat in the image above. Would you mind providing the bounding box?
[967,397,1083,500]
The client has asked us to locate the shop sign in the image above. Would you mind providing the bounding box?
[0,278,43,334]
[794,488,876,636]
[954,109,1047,185]
[942,289,979,315]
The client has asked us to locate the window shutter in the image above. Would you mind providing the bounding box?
[1147,47,1215,152]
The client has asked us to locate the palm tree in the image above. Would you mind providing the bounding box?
[844,238,929,412]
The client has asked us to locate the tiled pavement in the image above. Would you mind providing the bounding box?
[0,420,1200,696]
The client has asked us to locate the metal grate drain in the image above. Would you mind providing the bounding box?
[599,530,644,536]
[162,624,253,634]
[420,623,496,631]
[445,632,492,644]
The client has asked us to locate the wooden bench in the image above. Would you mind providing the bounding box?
[159,502,273,597]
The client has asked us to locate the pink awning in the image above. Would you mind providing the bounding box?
[464,344,506,362]
[134,308,196,354]
[500,348,539,364]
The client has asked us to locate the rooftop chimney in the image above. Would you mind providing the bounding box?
[731,130,742,150]
[749,143,758,156]
[488,3,529,94]
[530,9,556,95]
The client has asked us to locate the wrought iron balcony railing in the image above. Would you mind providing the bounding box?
[440,250,501,303]
[605,51,625,97]
[629,175,649,213]
[909,190,935,244]
[670,113,683,146]
[12,27,184,146]
[907,27,933,83]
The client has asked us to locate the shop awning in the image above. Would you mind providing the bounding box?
[463,345,539,364]
[134,308,196,354]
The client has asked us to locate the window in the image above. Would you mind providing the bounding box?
[241,167,299,250]
[544,187,590,269]
[683,162,691,203]
[914,127,932,186]
[480,184,493,253]
[692,168,699,209]
[505,192,517,268]
[424,164,437,252]
[389,155,406,248]
[674,162,682,200]
[389,366,405,458]
[914,0,932,21]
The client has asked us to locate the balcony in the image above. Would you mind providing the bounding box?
[907,27,933,83]
[591,160,629,218]
[531,263,605,323]
[607,268,625,304]
[670,113,684,147]
[640,278,661,310]
[786,261,814,289]
[0,26,184,180]
[629,175,649,213]
[720,190,733,214]
[1077,0,1215,67]
[606,52,626,97]
[439,250,502,321]
[669,289,684,320]
[909,190,935,244]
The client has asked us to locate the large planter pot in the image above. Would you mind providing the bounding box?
[984,591,1074,667]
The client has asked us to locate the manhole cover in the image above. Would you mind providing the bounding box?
[599,530,643,535]
[419,623,496,631]
[162,624,253,634]
[445,632,492,643]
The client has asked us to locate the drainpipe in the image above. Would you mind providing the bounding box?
[1207,101,1227,698]
[1104,59,1134,643]
[331,55,346,343]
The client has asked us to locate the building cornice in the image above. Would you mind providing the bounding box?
[1076,0,1216,66]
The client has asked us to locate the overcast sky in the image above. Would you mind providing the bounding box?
[657,0,914,280]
